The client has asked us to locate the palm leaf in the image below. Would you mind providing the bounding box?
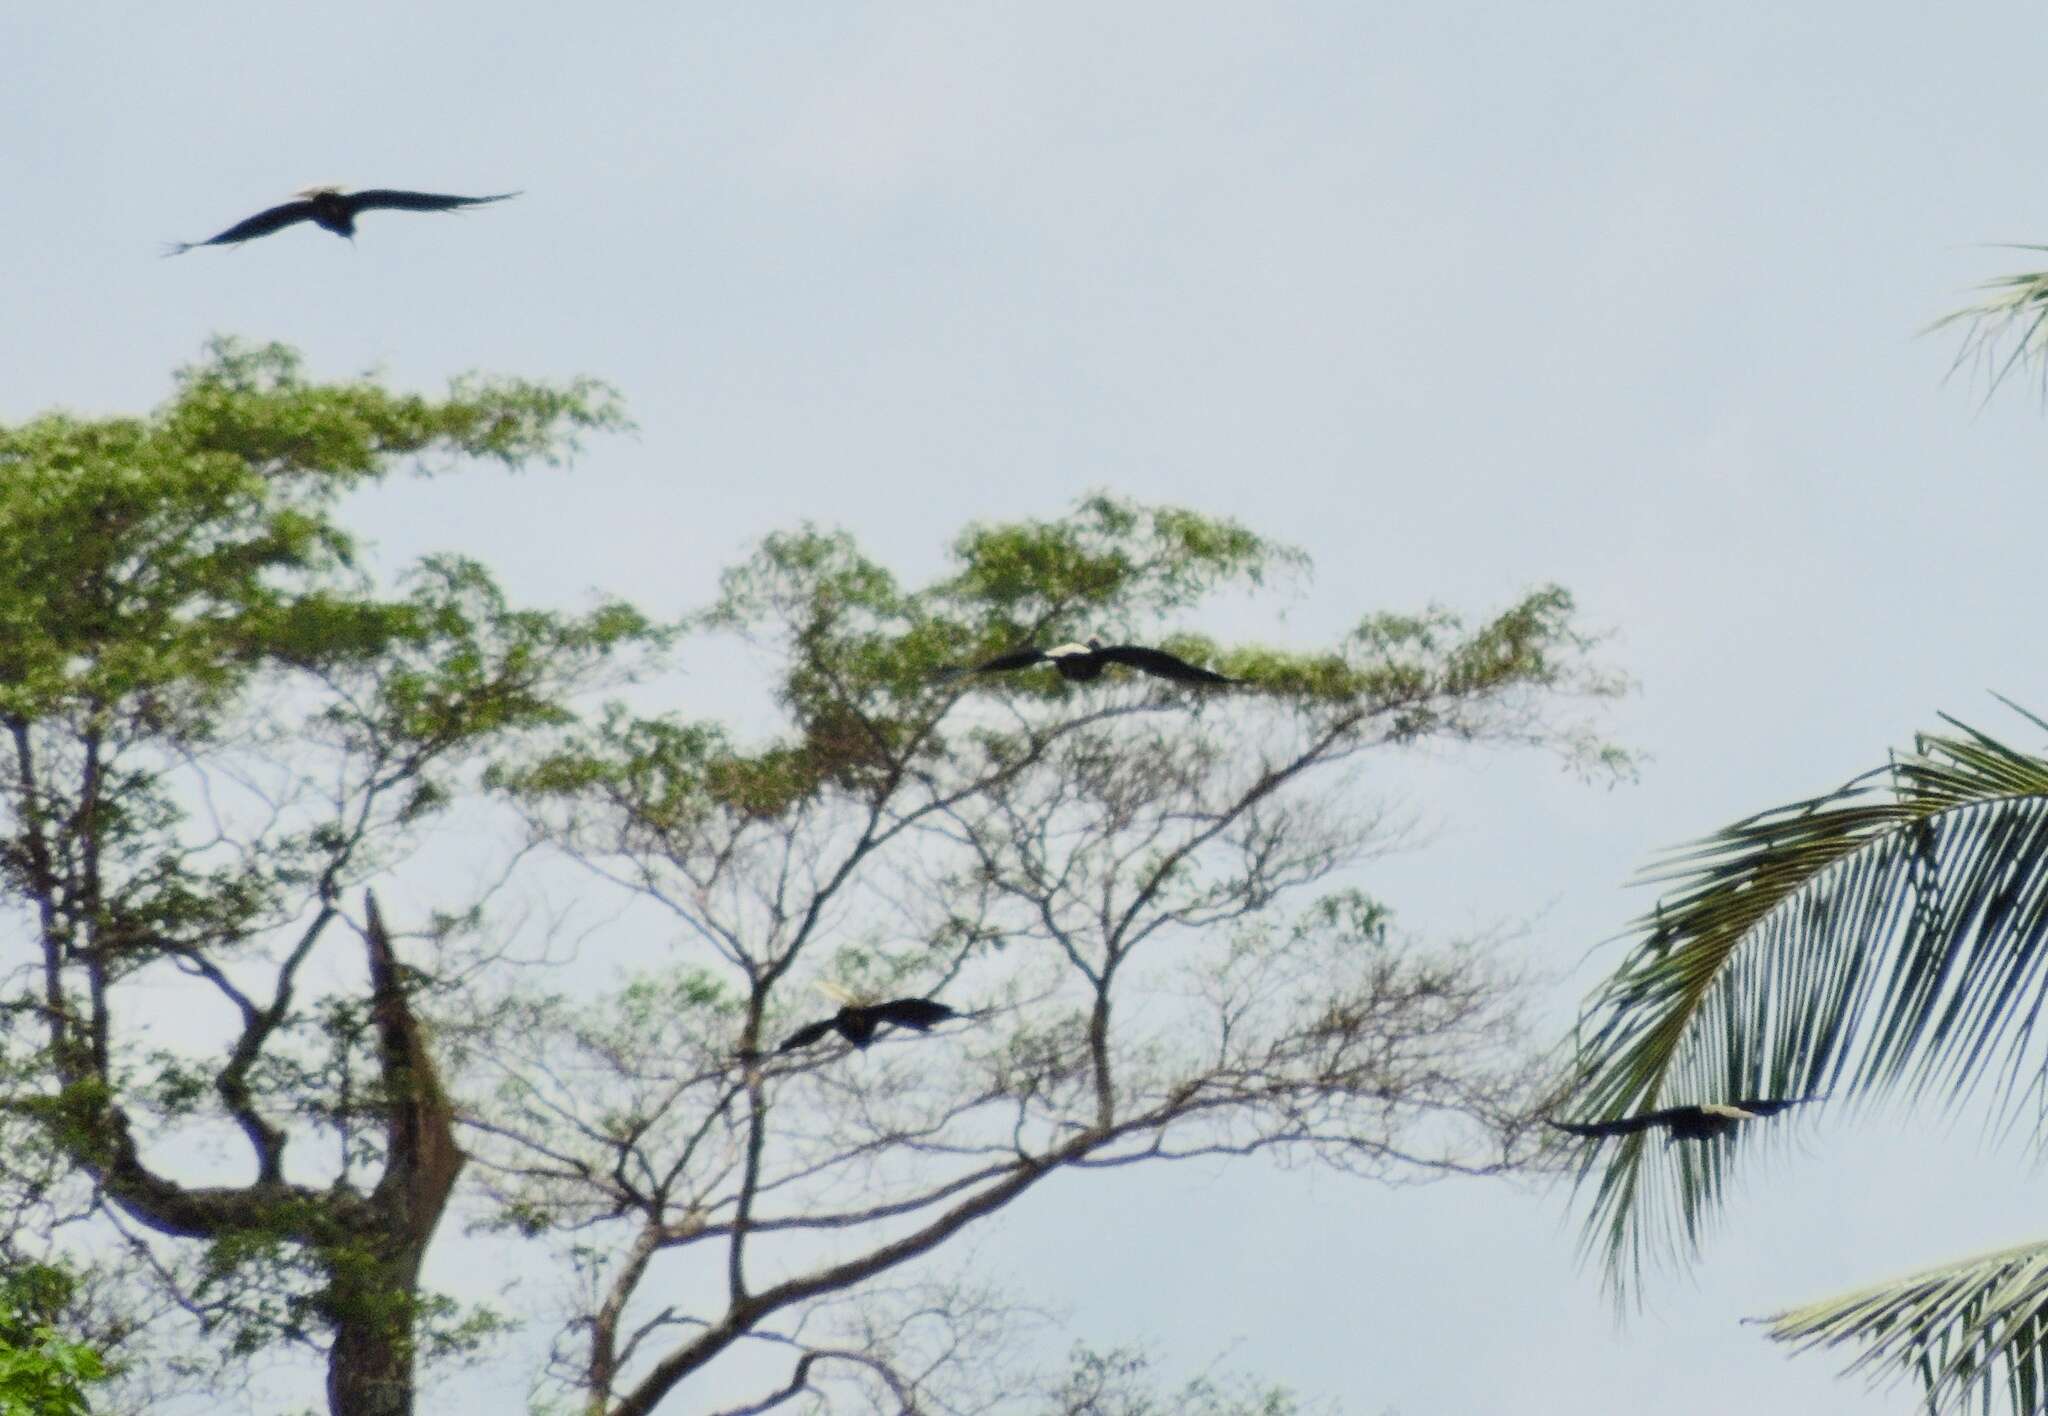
[1560,707,2048,1296]
[1761,1236,2048,1414]
[1928,247,2048,400]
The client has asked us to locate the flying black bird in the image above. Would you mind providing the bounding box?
[776,997,960,1054]
[1547,1095,1826,1144]
[165,185,520,254]
[941,637,1236,686]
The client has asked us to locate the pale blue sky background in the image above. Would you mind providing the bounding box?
[9,4,2048,1412]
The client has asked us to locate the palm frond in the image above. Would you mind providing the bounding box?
[1762,1235,2048,1414]
[1560,708,2048,1294]
[1928,248,2048,401]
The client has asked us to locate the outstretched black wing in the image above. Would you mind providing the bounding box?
[164,200,319,255]
[776,1017,839,1053]
[941,646,1051,678]
[868,998,957,1032]
[1550,1095,1827,1141]
[1095,644,1236,685]
[1546,1114,1666,1139]
[343,189,521,215]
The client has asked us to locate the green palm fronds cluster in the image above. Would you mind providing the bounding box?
[1561,706,2048,1411]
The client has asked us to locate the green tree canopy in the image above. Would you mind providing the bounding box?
[468,495,1624,1415]
[0,339,662,1415]
[0,342,1624,1414]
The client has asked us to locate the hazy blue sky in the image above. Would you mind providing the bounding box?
[10,4,2048,1412]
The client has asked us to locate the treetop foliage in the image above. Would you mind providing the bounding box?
[0,337,636,733]
[505,494,1626,835]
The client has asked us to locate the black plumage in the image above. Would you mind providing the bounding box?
[776,997,960,1054]
[1547,1095,1825,1143]
[943,637,1236,686]
[165,186,520,254]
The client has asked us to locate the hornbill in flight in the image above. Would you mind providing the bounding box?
[941,637,1236,687]
[776,997,960,1054]
[1547,1095,1826,1143]
[166,185,520,253]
